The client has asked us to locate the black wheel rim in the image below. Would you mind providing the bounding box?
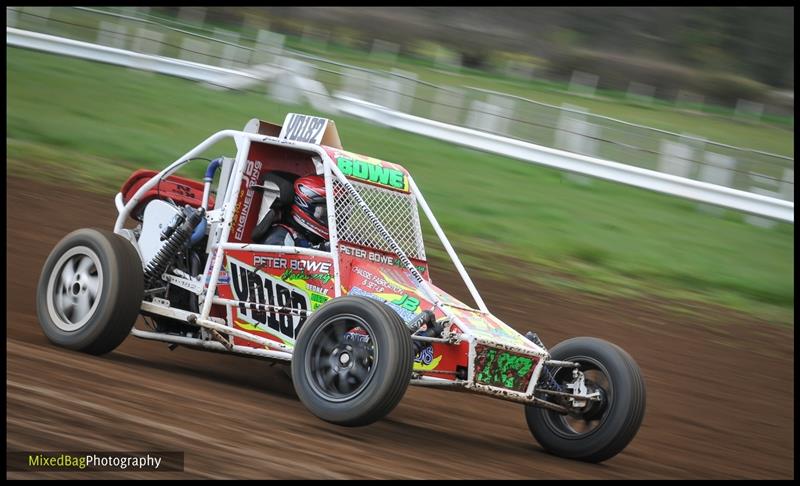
[304,314,378,403]
[542,356,613,439]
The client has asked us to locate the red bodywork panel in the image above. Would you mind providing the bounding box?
[217,249,335,348]
[120,169,213,220]
[212,242,469,381]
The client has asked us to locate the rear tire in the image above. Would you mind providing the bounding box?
[36,228,144,355]
[525,337,646,463]
[291,296,414,426]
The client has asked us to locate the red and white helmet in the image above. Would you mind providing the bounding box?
[291,175,328,240]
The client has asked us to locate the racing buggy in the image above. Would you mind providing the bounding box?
[36,113,645,463]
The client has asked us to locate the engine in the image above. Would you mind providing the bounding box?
[137,199,207,335]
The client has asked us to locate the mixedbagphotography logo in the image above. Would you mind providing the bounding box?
[7,451,184,472]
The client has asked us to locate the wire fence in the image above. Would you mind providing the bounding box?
[7,6,794,216]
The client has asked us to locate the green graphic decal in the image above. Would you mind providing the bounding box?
[280,268,332,285]
[309,292,329,310]
[393,258,426,273]
[337,157,407,190]
[391,294,420,312]
[475,345,536,391]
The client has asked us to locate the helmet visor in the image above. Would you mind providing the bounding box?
[312,203,327,222]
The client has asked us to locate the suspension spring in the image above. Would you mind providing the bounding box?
[144,206,204,288]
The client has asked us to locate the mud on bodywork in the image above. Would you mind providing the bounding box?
[335,247,546,389]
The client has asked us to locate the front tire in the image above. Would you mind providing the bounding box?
[36,228,144,355]
[291,296,414,426]
[525,337,646,463]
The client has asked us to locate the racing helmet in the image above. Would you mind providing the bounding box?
[290,175,329,240]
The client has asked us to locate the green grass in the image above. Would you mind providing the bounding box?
[7,47,794,326]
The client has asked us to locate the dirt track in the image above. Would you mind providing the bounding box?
[6,176,794,479]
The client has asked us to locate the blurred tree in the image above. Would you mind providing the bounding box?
[159,7,793,90]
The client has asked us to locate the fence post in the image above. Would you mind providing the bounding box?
[434,45,461,71]
[97,21,128,49]
[131,28,164,56]
[676,90,705,112]
[371,39,399,63]
[466,96,513,136]
[252,29,285,66]
[658,139,696,178]
[180,37,211,65]
[555,104,598,185]
[130,28,165,73]
[269,58,315,106]
[695,151,736,217]
[735,99,765,122]
[431,87,465,124]
[368,73,399,110]
[212,28,242,69]
[627,81,655,105]
[569,71,599,97]
[390,69,418,114]
[744,169,793,228]
[178,7,206,25]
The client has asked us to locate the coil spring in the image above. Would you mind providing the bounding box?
[144,207,203,288]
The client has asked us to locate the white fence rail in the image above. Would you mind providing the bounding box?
[7,26,794,223]
[7,27,263,86]
[337,97,794,222]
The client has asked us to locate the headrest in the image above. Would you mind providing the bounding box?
[255,172,295,208]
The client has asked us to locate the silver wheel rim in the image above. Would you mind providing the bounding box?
[46,246,104,332]
[542,357,613,439]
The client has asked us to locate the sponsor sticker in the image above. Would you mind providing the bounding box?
[474,344,537,392]
[233,159,262,241]
[415,345,434,365]
[348,286,417,323]
[336,156,408,191]
[227,256,309,342]
[340,245,426,273]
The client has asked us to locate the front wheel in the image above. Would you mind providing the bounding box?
[525,337,646,463]
[291,296,414,426]
[35,228,144,355]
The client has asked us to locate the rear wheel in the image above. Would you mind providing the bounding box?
[525,337,646,463]
[36,228,144,355]
[291,296,414,426]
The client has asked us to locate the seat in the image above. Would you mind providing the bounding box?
[251,172,295,243]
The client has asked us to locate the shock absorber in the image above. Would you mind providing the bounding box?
[406,309,441,355]
[144,205,205,288]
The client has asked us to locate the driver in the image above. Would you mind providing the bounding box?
[260,175,329,251]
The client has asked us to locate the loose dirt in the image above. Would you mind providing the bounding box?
[6,176,793,479]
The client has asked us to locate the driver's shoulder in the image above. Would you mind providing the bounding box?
[264,224,297,246]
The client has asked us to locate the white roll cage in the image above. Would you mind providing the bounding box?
[114,130,487,326]
[112,129,566,408]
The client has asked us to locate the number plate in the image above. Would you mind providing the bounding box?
[474,344,538,392]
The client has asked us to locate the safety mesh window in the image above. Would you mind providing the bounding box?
[333,179,426,260]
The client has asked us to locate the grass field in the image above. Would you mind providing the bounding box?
[6,47,794,325]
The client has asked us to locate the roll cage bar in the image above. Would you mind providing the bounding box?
[114,130,489,329]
